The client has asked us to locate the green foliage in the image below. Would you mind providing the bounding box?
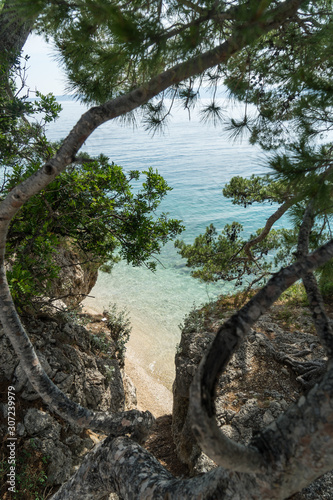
[176,204,332,291]
[0,53,62,164]
[103,303,132,368]
[3,156,183,309]
[279,283,309,307]
[0,439,52,500]
[318,260,333,299]
[6,1,332,137]
[223,4,333,146]
[222,174,290,206]
[13,0,219,104]
[0,57,183,311]
[90,331,114,355]
[221,1,333,211]
[176,222,281,287]
[220,2,333,289]
[89,304,131,368]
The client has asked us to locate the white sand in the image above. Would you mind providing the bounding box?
[82,301,173,418]
[125,345,173,417]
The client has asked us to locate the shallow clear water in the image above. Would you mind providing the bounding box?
[46,98,288,389]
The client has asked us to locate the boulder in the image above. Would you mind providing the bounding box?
[48,245,99,308]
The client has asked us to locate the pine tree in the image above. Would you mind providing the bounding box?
[1,1,333,498]
[176,0,333,295]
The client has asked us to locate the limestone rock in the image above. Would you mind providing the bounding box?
[32,437,74,485]
[48,245,99,308]
[172,302,329,500]
[122,370,138,410]
[0,314,130,491]
[24,409,61,440]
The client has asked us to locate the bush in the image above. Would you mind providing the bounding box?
[103,304,132,368]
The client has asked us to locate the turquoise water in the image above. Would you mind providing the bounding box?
[46,98,287,389]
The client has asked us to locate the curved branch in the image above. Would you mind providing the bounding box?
[52,364,333,499]
[243,197,293,259]
[189,237,333,473]
[296,201,333,357]
[51,436,237,500]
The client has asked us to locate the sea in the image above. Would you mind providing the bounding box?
[45,96,288,390]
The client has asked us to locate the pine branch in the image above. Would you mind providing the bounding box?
[243,197,294,260]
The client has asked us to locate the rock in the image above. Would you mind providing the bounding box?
[16,422,25,436]
[0,403,7,418]
[32,437,73,485]
[0,313,132,492]
[48,245,99,308]
[24,409,61,440]
[221,424,240,441]
[172,301,328,488]
[122,370,138,410]
[0,329,18,380]
[262,409,275,426]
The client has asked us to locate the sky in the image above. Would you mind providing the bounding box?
[20,33,68,96]
[20,32,223,99]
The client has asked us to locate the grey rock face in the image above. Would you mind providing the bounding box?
[49,246,98,308]
[24,409,61,440]
[0,315,128,487]
[122,370,138,410]
[172,305,332,497]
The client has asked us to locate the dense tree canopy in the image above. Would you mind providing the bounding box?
[1,1,333,499]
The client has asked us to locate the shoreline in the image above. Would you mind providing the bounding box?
[82,301,173,418]
[125,344,173,417]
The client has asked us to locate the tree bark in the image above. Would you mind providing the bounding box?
[243,197,293,259]
[0,0,35,70]
[51,362,333,499]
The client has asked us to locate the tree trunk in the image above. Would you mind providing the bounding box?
[52,364,333,499]
[0,0,35,71]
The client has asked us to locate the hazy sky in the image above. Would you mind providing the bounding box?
[21,33,67,96]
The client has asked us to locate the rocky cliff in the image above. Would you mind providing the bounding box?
[172,294,333,498]
[0,311,136,498]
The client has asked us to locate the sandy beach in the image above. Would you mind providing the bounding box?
[82,301,173,418]
[125,344,173,417]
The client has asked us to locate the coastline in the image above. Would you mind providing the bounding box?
[125,344,173,417]
[82,301,173,418]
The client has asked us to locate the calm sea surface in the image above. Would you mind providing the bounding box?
[46,98,288,389]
